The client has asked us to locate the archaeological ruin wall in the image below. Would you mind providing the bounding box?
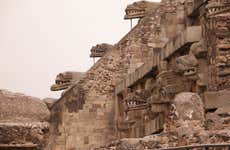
[48,0,230,150]
[114,0,230,142]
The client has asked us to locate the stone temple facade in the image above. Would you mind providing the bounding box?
[48,0,230,149]
[1,0,230,150]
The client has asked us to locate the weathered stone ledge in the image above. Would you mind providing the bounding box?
[0,144,38,148]
[115,56,157,94]
[204,90,230,110]
[115,26,202,95]
[0,122,49,127]
[160,143,230,150]
[162,26,202,59]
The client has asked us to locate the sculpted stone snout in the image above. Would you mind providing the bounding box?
[124,1,160,20]
[51,73,72,91]
[90,43,114,58]
[175,54,198,78]
[175,42,207,79]
[51,72,84,91]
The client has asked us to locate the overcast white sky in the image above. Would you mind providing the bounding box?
[0,0,161,99]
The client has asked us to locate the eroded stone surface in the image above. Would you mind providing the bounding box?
[1,0,230,149]
[172,92,204,122]
[0,90,50,149]
[0,90,50,123]
[50,72,84,91]
[33,0,230,149]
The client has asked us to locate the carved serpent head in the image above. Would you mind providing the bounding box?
[124,1,160,20]
[90,43,114,58]
[175,54,198,78]
[50,72,84,91]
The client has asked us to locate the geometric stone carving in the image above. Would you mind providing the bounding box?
[156,70,193,101]
[206,0,230,17]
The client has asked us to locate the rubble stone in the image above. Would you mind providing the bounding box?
[0,90,50,123]
[172,92,205,122]
[0,89,50,149]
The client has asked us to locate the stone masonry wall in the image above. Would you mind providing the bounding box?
[49,1,181,150]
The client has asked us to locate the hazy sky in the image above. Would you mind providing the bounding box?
[0,0,160,99]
